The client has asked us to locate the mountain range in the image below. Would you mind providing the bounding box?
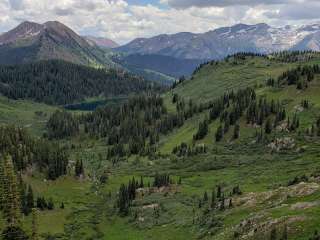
[117,23,320,60]
[3,21,320,81]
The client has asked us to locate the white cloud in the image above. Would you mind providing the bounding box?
[264,1,320,20]
[163,0,300,8]
[1,0,320,44]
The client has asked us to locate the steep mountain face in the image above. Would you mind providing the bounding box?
[117,23,320,60]
[84,36,119,49]
[0,21,114,66]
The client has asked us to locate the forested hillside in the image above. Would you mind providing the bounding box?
[0,60,161,105]
[114,53,204,78]
[3,51,320,240]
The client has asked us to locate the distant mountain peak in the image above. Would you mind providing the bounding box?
[0,20,79,46]
[84,35,119,49]
[19,20,42,27]
[0,20,115,67]
[43,21,71,30]
[0,21,43,45]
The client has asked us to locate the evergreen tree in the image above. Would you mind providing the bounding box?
[36,197,47,210]
[75,159,84,177]
[47,198,54,210]
[281,224,288,240]
[193,119,209,140]
[217,185,222,199]
[229,198,233,208]
[0,159,5,210]
[2,226,29,240]
[220,194,225,211]
[118,184,130,215]
[26,186,34,214]
[47,110,80,139]
[215,126,224,142]
[210,190,216,209]
[232,185,242,195]
[153,173,171,188]
[233,124,240,139]
[31,208,39,240]
[139,176,144,188]
[2,155,21,226]
[203,191,208,202]
[265,118,273,134]
[20,182,27,215]
[270,227,277,240]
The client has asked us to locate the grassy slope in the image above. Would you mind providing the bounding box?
[3,54,320,239]
[0,96,57,136]
[160,55,320,153]
[170,55,320,103]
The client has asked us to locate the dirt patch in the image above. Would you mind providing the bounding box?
[149,185,179,194]
[235,182,319,208]
[236,215,306,239]
[290,201,320,210]
[142,203,159,210]
[288,182,319,196]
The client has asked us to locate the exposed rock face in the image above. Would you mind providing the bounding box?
[233,182,319,239]
[268,137,295,152]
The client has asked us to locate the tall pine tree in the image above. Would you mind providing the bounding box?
[2,155,21,226]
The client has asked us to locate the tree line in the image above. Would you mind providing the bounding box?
[117,174,172,216]
[0,60,162,105]
[267,64,320,90]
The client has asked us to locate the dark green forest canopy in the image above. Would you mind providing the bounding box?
[0,60,163,105]
[0,125,68,179]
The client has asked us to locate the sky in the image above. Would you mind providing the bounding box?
[1,0,320,44]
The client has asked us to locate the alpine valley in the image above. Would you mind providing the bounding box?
[2,19,320,240]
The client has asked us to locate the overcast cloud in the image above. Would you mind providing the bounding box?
[0,0,320,44]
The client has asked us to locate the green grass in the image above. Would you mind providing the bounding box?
[0,95,57,136]
[170,55,320,103]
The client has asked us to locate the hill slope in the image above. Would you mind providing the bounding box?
[169,52,320,103]
[114,53,204,78]
[0,60,159,105]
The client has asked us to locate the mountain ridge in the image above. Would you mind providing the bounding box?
[117,22,320,60]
